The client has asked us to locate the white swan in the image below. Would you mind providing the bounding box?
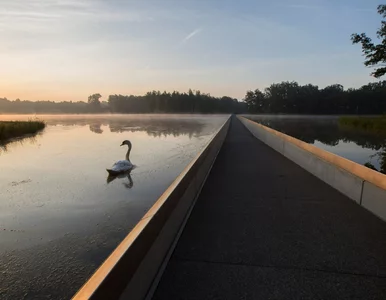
[106,140,133,176]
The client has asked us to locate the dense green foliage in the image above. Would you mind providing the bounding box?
[352,5,386,78]
[339,116,386,135]
[339,116,386,173]
[0,90,245,114]
[0,121,45,142]
[244,81,386,114]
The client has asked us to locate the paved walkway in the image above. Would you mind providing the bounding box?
[152,117,386,300]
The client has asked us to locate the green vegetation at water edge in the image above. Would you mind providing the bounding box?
[0,121,45,142]
[338,116,386,135]
[339,116,386,174]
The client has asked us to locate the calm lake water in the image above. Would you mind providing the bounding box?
[244,115,386,173]
[0,114,228,300]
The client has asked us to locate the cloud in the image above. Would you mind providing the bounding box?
[0,11,62,19]
[0,0,155,25]
[182,28,202,43]
[280,4,322,10]
[281,3,375,13]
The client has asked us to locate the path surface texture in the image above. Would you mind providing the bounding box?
[152,116,386,300]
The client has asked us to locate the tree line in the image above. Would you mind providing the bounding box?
[107,90,244,113]
[244,81,386,115]
[0,98,103,114]
[2,81,386,115]
[0,90,245,114]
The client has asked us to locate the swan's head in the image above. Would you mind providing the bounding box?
[120,140,132,147]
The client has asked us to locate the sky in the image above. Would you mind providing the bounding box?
[0,0,382,101]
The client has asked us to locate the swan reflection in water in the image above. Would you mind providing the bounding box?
[106,139,136,188]
[106,170,134,189]
[106,140,133,176]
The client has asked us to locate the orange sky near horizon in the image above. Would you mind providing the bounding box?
[1,81,247,102]
[0,0,379,103]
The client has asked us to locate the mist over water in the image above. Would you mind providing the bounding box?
[0,114,228,300]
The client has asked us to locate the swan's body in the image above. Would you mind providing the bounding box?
[107,160,133,176]
[106,140,133,176]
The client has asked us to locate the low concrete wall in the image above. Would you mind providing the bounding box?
[238,116,386,221]
[73,117,231,300]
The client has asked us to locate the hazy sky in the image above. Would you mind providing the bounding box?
[0,0,381,101]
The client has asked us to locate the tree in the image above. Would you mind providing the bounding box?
[88,93,102,106]
[352,5,386,78]
[87,93,102,112]
[244,89,266,113]
[243,81,386,115]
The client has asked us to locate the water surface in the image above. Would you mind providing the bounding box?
[0,114,228,299]
[244,115,386,173]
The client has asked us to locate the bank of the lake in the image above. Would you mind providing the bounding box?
[339,116,386,135]
[0,120,45,143]
[244,115,386,174]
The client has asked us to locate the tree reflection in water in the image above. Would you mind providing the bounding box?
[46,116,206,139]
[89,124,103,134]
[248,116,386,174]
[0,115,208,155]
[0,134,41,155]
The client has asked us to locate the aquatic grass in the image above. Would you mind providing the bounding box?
[0,120,45,143]
[339,116,386,135]
[337,116,386,174]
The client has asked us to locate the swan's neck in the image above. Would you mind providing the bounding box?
[125,145,132,161]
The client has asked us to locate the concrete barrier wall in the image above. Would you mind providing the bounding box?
[73,117,231,300]
[238,116,386,222]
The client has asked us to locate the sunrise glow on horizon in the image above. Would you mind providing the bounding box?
[0,0,381,102]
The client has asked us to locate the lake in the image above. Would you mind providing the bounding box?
[0,114,228,300]
[244,115,386,173]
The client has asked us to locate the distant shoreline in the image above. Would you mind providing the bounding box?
[0,112,233,115]
[0,113,384,116]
